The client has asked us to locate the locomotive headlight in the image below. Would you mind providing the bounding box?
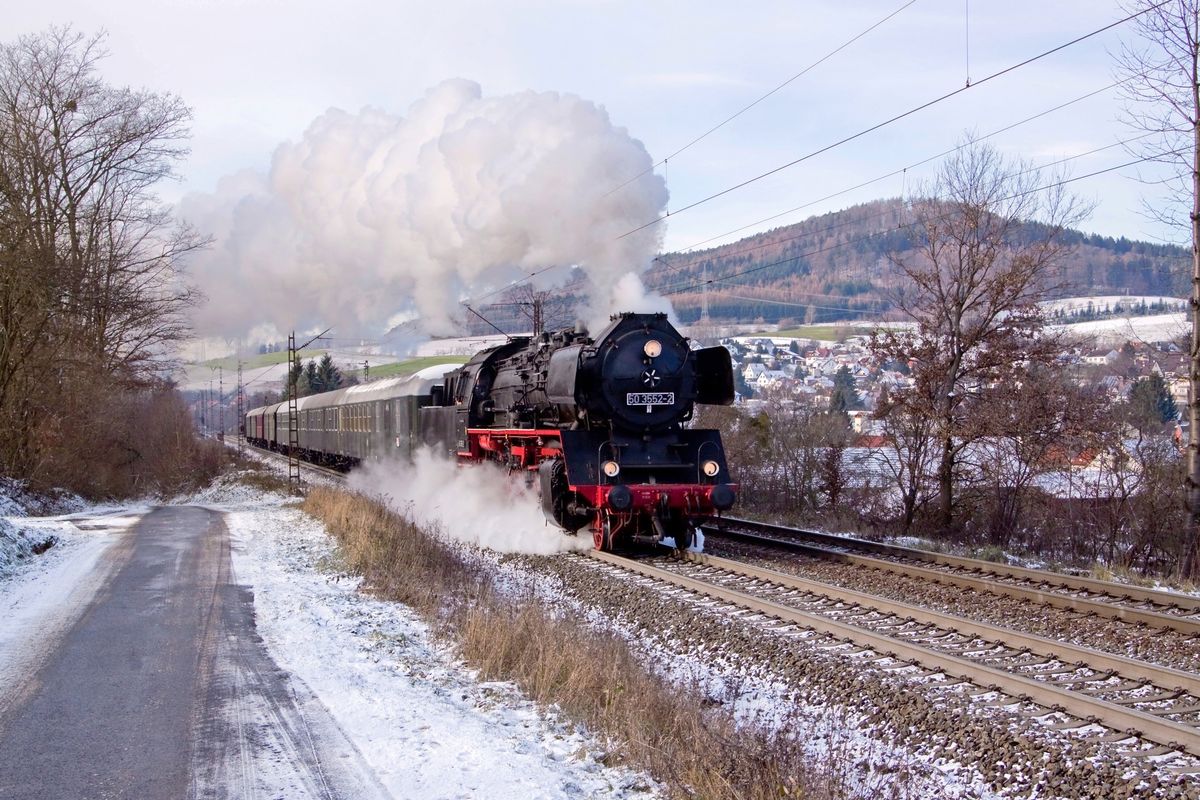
[602,460,621,478]
[643,339,662,358]
[702,460,721,477]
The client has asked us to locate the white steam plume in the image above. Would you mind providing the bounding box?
[180,79,671,340]
[349,449,592,555]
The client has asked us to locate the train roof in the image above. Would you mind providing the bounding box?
[296,363,457,410]
[244,363,457,417]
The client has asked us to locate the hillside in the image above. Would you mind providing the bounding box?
[646,199,1188,326]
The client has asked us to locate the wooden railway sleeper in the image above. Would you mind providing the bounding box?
[1033,664,1090,676]
[1135,744,1184,758]
[1110,689,1185,706]
[1051,671,1113,690]
[1148,703,1200,716]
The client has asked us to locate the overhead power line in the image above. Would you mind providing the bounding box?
[603,0,921,198]
[653,131,1156,285]
[662,80,1127,258]
[617,1,1169,242]
[658,149,1186,299]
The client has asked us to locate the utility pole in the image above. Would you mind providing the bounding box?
[286,332,301,493]
[532,293,544,336]
[218,366,224,442]
[236,361,245,456]
[286,328,332,495]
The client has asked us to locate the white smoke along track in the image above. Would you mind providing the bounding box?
[180,79,671,341]
[349,449,593,555]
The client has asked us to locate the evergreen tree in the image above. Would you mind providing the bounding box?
[316,353,343,393]
[297,360,317,397]
[734,369,754,400]
[829,365,862,413]
[1129,373,1179,430]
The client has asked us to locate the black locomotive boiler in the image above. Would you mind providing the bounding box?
[246,312,737,550]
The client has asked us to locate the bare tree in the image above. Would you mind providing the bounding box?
[971,369,1108,548]
[1116,0,1200,577]
[871,139,1090,536]
[872,388,938,533]
[0,27,203,480]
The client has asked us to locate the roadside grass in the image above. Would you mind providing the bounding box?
[303,485,837,800]
[233,468,293,496]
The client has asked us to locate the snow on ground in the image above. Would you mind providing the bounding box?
[1040,295,1185,314]
[220,494,659,799]
[483,555,997,800]
[1053,311,1188,342]
[413,334,509,358]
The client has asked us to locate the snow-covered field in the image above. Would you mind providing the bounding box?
[1054,311,1188,342]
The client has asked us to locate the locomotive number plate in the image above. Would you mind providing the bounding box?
[626,392,674,406]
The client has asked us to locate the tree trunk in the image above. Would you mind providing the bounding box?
[937,435,954,535]
[1184,100,1200,580]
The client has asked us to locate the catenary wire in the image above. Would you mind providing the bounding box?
[601,0,921,198]
[659,80,1127,259]
[657,149,1186,299]
[616,2,1169,242]
[652,131,1158,285]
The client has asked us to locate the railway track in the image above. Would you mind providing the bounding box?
[238,447,1200,761]
[239,441,349,483]
[589,548,1200,764]
[703,517,1200,636]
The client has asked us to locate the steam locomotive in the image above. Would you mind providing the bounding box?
[245,312,737,550]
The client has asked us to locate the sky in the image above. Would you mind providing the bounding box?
[4,0,1187,341]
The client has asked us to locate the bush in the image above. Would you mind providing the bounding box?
[28,380,225,498]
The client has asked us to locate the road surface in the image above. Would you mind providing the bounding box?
[0,506,386,800]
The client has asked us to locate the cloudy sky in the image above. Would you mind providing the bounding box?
[6,1,1186,345]
[9,1,1175,250]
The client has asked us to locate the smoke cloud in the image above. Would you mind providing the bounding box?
[349,449,592,555]
[179,79,670,340]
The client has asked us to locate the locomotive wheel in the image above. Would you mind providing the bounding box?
[674,524,694,552]
[593,515,622,551]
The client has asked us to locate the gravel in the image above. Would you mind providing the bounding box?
[498,550,1200,800]
[704,536,1200,675]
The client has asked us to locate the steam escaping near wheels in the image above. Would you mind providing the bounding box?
[348,449,593,555]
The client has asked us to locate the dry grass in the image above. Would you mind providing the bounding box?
[229,464,293,496]
[303,485,835,800]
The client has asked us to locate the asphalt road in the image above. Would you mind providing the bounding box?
[0,506,385,800]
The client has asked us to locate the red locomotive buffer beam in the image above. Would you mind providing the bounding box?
[466,427,736,551]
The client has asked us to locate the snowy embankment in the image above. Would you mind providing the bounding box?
[0,484,149,722]
[0,477,147,578]
[199,475,658,799]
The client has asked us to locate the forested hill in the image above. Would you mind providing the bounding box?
[644,199,1188,326]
